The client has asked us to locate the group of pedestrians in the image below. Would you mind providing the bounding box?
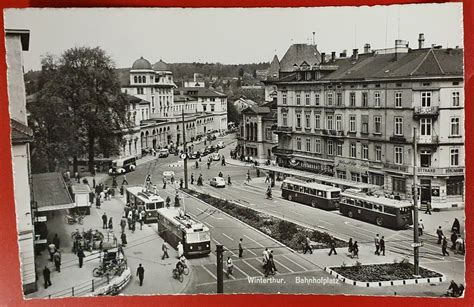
[101,212,114,230]
[43,234,63,289]
[418,218,464,257]
[262,248,277,277]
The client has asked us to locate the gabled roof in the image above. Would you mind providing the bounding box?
[266,55,280,81]
[279,44,321,72]
[32,172,74,212]
[179,87,227,98]
[242,106,270,115]
[11,119,33,143]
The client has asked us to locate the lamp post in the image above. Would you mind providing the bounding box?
[182,109,189,189]
[412,127,420,276]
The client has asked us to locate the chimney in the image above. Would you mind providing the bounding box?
[352,49,359,60]
[331,51,336,61]
[364,43,371,53]
[418,33,425,49]
[340,50,347,58]
[321,52,326,64]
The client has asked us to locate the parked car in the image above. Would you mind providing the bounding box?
[208,146,216,153]
[189,151,200,159]
[158,149,169,158]
[217,141,225,149]
[210,177,226,188]
[211,153,221,161]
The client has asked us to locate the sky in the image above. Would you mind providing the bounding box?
[4,3,463,72]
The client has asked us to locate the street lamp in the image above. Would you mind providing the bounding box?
[412,127,420,277]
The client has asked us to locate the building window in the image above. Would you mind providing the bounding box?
[327,93,333,106]
[362,144,369,160]
[350,92,356,107]
[394,146,403,165]
[282,113,288,126]
[315,139,321,153]
[420,150,431,167]
[296,92,301,105]
[420,118,432,136]
[394,117,403,136]
[327,140,334,155]
[349,115,356,132]
[315,93,320,105]
[335,115,343,131]
[282,91,287,105]
[296,137,302,150]
[305,113,311,129]
[374,116,382,134]
[305,92,311,105]
[266,127,272,140]
[421,92,431,107]
[351,172,361,182]
[395,92,402,107]
[211,104,215,112]
[450,148,459,166]
[336,143,343,156]
[336,93,343,106]
[296,113,302,128]
[375,146,382,162]
[326,115,334,130]
[361,115,369,134]
[337,170,346,179]
[371,174,384,186]
[137,88,144,95]
[315,114,321,129]
[350,143,356,158]
[452,91,460,106]
[306,138,311,152]
[374,91,381,107]
[447,178,463,195]
[451,117,460,136]
[392,177,406,193]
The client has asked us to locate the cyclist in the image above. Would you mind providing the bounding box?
[226,257,233,277]
[176,255,187,275]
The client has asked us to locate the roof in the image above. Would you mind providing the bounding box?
[242,106,270,115]
[32,172,74,212]
[70,184,92,194]
[174,93,198,103]
[279,44,321,72]
[157,207,209,233]
[266,55,280,80]
[341,189,412,208]
[152,60,170,71]
[11,119,33,143]
[125,186,165,203]
[5,29,30,51]
[283,177,341,192]
[132,57,152,70]
[179,87,227,98]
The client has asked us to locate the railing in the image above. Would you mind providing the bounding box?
[417,135,439,144]
[414,106,439,117]
[272,148,293,155]
[47,276,110,298]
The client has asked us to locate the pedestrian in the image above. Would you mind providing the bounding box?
[174,193,180,207]
[53,234,60,250]
[180,178,184,189]
[352,241,359,259]
[121,232,127,246]
[262,248,269,273]
[139,210,144,230]
[122,175,128,185]
[43,266,52,289]
[171,176,175,185]
[256,168,260,177]
[451,218,461,234]
[77,248,85,268]
[108,217,113,230]
[92,177,96,189]
[102,213,108,229]
[48,242,56,262]
[120,185,124,196]
[442,236,449,256]
[227,175,232,186]
[218,171,223,178]
[269,250,277,273]
[65,170,71,181]
[190,173,194,185]
[265,174,270,184]
[166,196,171,208]
[304,236,313,254]
[451,231,458,250]
[177,241,184,258]
[425,201,432,215]
[207,161,211,169]
[238,238,243,258]
[195,161,199,169]
[131,218,136,233]
[328,237,337,256]
[374,234,380,256]
[380,236,385,256]
[418,219,424,236]
[136,264,145,286]
[53,251,61,272]
[162,178,167,189]
[120,217,126,233]
[437,226,444,244]
[221,156,226,166]
[75,171,80,183]
[348,238,353,254]
[246,171,251,182]
[162,242,169,260]
[96,195,101,209]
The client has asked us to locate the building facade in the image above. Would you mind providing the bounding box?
[6,29,37,294]
[273,37,464,209]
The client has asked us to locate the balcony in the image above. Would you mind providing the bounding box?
[389,135,408,143]
[322,129,345,137]
[273,147,293,155]
[274,126,292,133]
[414,106,439,118]
[417,135,439,145]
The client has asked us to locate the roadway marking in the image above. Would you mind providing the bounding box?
[273,258,293,273]
[201,265,217,280]
[233,264,250,278]
[242,259,265,276]
[244,234,265,248]
[222,233,234,241]
[197,208,223,220]
[213,238,237,257]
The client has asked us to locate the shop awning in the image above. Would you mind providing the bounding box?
[32,172,75,212]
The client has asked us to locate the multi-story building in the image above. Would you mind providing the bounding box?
[116,57,228,157]
[6,29,37,294]
[272,35,464,209]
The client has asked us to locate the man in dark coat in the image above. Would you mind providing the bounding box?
[53,234,60,250]
[77,248,85,268]
[437,226,444,244]
[442,236,450,256]
[328,237,337,256]
[238,238,244,258]
[43,266,52,289]
[53,251,61,272]
[121,232,127,246]
[380,236,386,256]
[102,213,107,229]
[136,264,145,286]
[451,232,458,250]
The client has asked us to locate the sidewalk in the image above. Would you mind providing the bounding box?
[412,209,465,239]
[28,189,189,298]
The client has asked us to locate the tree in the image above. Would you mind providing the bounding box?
[226,100,240,126]
[30,47,129,173]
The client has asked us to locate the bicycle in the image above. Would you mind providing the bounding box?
[297,241,323,254]
[93,263,117,278]
[172,268,184,283]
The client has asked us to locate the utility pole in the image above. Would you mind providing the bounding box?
[182,109,189,189]
[412,127,420,276]
[216,244,224,293]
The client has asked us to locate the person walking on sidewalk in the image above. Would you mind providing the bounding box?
[48,243,56,262]
[53,234,60,250]
[136,264,145,286]
[246,170,251,183]
[348,238,353,254]
[166,196,171,208]
[425,201,432,215]
[190,173,194,185]
[374,234,380,256]
[100,213,107,230]
[139,210,144,230]
[108,217,113,230]
[162,178,167,189]
[442,236,450,256]
[451,232,458,250]
[256,168,260,177]
[177,241,184,258]
[304,236,313,254]
[120,217,126,233]
[352,241,359,259]
[121,232,127,246]
[238,238,244,258]
[437,226,444,244]
[53,251,61,272]
[227,175,232,186]
[380,236,386,256]
[265,174,270,184]
[451,218,461,234]
[43,266,52,289]
[122,175,128,185]
[418,219,424,236]
[328,237,337,256]
[162,242,169,260]
[96,193,101,209]
[77,248,85,268]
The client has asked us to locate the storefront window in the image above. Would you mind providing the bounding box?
[446,178,464,195]
[392,177,406,193]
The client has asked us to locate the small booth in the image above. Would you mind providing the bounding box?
[70,184,92,215]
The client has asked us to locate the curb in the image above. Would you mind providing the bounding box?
[323,266,446,287]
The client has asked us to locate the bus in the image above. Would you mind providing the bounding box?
[339,189,413,229]
[281,178,341,210]
[157,207,211,257]
[110,156,137,175]
[125,186,165,223]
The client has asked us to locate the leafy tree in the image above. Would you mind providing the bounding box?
[29,47,129,173]
[226,100,240,125]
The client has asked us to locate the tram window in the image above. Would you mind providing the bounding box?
[322,191,327,198]
[355,200,362,207]
[364,202,373,209]
[373,204,382,212]
[304,187,310,194]
[384,206,397,214]
[146,203,156,210]
[399,207,410,214]
[331,191,340,198]
[347,199,354,205]
[317,190,322,197]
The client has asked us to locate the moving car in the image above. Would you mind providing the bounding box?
[211,153,221,161]
[217,141,225,149]
[189,151,201,159]
[210,177,226,188]
[158,149,170,158]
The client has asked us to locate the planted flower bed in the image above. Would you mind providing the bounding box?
[182,188,347,250]
[332,259,443,282]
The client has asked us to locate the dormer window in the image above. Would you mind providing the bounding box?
[134,76,138,83]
